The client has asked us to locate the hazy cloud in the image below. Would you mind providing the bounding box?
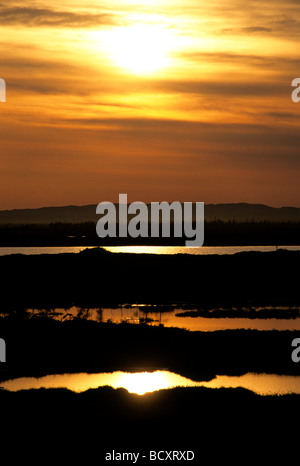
[220,26,272,34]
[0,3,117,27]
[147,79,287,98]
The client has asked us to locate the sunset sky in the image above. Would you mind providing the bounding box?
[0,0,299,209]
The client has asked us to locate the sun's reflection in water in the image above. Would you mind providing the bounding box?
[2,371,300,396]
[0,371,197,395]
[115,371,196,395]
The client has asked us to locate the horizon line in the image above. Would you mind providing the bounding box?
[1,201,300,213]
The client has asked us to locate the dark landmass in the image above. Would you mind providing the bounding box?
[176,307,300,319]
[0,318,299,382]
[0,220,299,246]
[0,248,297,380]
[0,248,299,461]
[1,202,300,224]
[0,248,298,312]
[1,384,300,461]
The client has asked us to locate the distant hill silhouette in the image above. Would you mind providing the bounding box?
[0,203,299,224]
[205,203,300,222]
[0,205,97,225]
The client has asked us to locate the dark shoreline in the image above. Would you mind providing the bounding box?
[0,220,300,247]
[1,383,300,460]
[175,307,300,319]
[0,319,299,382]
[0,248,299,311]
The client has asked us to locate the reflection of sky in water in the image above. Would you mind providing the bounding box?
[0,246,299,257]
[0,371,197,395]
[104,246,300,255]
[2,371,300,396]
[24,306,300,332]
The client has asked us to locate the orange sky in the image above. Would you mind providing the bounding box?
[0,0,299,209]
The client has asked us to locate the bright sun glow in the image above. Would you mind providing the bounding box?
[104,24,174,75]
[117,371,172,395]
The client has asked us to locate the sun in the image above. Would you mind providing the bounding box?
[117,371,169,395]
[115,371,180,395]
[104,24,173,75]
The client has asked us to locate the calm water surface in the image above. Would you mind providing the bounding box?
[23,306,300,331]
[1,371,300,396]
[0,245,299,256]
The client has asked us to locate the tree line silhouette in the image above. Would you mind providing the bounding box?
[0,220,299,246]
